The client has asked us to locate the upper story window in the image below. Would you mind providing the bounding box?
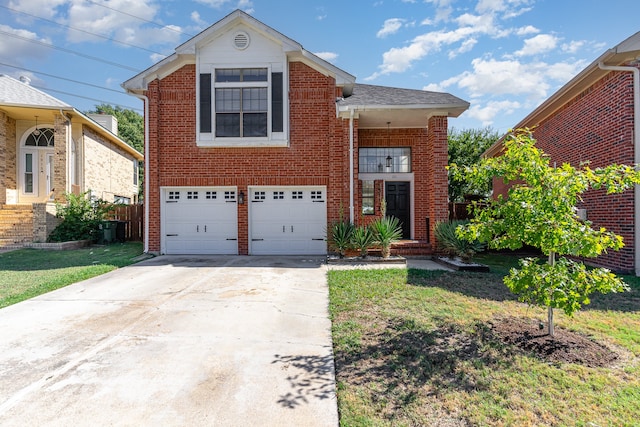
[199,66,285,145]
[359,147,411,173]
[25,127,54,147]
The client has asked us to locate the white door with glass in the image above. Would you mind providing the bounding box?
[20,126,55,201]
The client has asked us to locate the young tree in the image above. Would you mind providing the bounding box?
[448,127,500,202]
[449,128,640,336]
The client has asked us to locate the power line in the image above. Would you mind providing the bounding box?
[84,0,194,38]
[0,29,142,72]
[30,84,142,113]
[0,61,127,95]
[0,4,169,56]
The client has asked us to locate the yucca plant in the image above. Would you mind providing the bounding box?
[434,220,485,262]
[328,221,355,258]
[371,216,403,258]
[351,225,376,258]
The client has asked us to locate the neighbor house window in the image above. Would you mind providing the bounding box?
[362,180,375,215]
[358,147,411,173]
[25,127,54,147]
[199,68,284,141]
[133,160,139,186]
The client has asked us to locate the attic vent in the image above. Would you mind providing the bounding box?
[233,31,250,50]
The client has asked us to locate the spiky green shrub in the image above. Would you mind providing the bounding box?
[328,221,355,258]
[371,216,403,258]
[434,220,485,262]
[351,225,376,258]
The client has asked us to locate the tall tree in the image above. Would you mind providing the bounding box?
[448,127,499,202]
[450,128,640,336]
[87,104,143,154]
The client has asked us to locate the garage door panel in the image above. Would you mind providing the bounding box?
[249,187,327,255]
[162,187,238,255]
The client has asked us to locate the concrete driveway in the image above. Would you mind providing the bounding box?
[0,255,337,426]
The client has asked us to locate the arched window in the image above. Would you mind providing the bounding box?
[24,127,54,147]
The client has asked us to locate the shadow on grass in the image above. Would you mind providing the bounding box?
[407,268,640,313]
[272,352,336,409]
[335,317,512,402]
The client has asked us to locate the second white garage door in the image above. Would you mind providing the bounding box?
[162,187,238,254]
[249,186,327,255]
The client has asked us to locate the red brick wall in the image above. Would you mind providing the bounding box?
[524,69,636,272]
[144,62,346,254]
[357,117,449,242]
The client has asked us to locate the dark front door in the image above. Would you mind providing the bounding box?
[385,181,410,239]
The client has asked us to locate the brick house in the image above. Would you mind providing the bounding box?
[123,10,469,256]
[485,31,640,274]
[0,74,143,246]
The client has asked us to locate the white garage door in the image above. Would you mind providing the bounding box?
[162,187,238,254]
[249,186,327,255]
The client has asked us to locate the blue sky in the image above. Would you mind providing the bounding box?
[1,0,639,134]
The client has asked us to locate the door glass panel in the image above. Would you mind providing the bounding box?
[25,153,33,193]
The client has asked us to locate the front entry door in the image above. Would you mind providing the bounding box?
[385,181,410,239]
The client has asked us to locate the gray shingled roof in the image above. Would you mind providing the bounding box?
[0,74,71,108]
[338,83,468,107]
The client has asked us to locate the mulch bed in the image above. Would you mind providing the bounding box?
[489,317,620,368]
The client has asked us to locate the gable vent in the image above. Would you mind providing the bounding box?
[233,31,250,50]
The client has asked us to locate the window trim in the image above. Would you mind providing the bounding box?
[196,62,289,148]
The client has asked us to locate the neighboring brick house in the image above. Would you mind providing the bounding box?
[485,31,640,274]
[123,10,469,256]
[0,74,143,246]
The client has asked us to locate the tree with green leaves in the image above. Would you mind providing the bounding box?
[87,104,143,154]
[448,127,500,202]
[449,128,640,336]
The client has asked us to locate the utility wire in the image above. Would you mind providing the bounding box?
[0,4,169,56]
[0,29,142,72]
[30,85,142,113]
[83,0,194,38]
[0,61,127,95]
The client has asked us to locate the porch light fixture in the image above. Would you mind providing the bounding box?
[34,116,41,136]
[385,121,392,170]
[238,190,245,204]
[386,155,393,168]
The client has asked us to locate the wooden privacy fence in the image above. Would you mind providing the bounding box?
[107,204,144,242]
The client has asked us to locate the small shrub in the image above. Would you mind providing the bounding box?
[371,216,403,258]
[434,220,485,262]
[329,221,355,258]
[48,192,114,242]
[351,225,376,258]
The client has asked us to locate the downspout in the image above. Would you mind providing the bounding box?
[598,62,640,275]
[130,93,150,254]
[349,108,355,223]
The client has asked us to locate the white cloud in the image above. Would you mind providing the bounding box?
[515,34,559,56]
[7,0,67,20]
[314,51,339,63]
[448,38,478,59]
[516,25,539,36]
[466,100,522,126]
[562,40,585,54]
[0,24,52,62]
[377,18,405,38]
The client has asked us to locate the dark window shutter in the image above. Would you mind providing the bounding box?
[271,72,283,133]
[200,73,212,133]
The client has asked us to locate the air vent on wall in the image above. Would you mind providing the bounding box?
[233,31,250,50]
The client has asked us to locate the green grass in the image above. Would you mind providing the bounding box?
[328,253,640,426]
[0,242,144,309]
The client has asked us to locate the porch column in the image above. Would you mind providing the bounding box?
[53,114,68,203]
[426,115,449,243]
[0,111,7,204]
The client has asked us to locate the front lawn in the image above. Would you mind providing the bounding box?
[0,242,144,309]
[328,253,640,426]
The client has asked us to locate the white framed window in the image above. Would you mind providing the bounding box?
[198,64,286,147]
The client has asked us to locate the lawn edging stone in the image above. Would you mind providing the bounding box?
[433,256,490,272]
[24,240,92,251]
